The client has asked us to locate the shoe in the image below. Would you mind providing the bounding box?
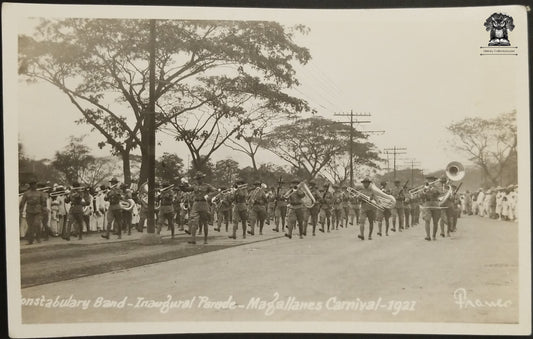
[313,233,316,236]
[101,234,109,239]
[440,233,445,237]
[247,231,254,235]
[425,237,431,241]
[377,232,382,236]
[27,241,33,245]
[391,228,396,232]
[65,237,70,241]
[357,235,364,240]
[204,240,208,244]
[272,228,279,232]
[386,233,389,236]
[319,228,324,233]
[187,241,196,244]
[215,228,220,232]
[284,234,292,239]
[368,236,372,240]
[184,230,191,234]
[228,235,236,239]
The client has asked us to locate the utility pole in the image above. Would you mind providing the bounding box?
[142,19,160,244]
[383,146,407,180]
[334,110,371,186]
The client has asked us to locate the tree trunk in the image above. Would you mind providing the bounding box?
[121,151,132,185]
[251,155,258,172]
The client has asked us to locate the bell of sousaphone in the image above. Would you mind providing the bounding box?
[446,161,465,181]
[298,182,316,208]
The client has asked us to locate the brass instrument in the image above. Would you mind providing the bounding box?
[369,182,396,209]
[409,179,439,198]
[120,198,135,211]
[211,188,232,206]
[49,186,84,197]
[299,182,316,208]
[346,186,384,211]
[438,161,465,206]
[247,187,262,205]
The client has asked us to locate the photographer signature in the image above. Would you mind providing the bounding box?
[453,288,512,309]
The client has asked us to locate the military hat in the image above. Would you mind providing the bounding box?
[291,179,300,184]
[361,178,371,183]
[36,182,46,188]
[254,181,262,186]
[110,177,119,183]
[194,173,206,180]
[72,182,81,188]
[426,176,437,180]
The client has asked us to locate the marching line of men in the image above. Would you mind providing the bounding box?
[19,172,471,246]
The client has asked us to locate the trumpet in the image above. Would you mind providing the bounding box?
[408,179,440,198]
[346,187,384,211]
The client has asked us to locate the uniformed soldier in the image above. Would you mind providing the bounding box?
[285,179,306,239]
[156,182,176,238]
[272,183,288,232]
[332,186,344,230]
[376,181,392,236]
[341,186,351,228]
[438,176,454,238]
[249,181,268,235]
[357,178,377,240]
[420,176,441,241]
[37,182,51,241]
[64,182,87,241]
[390,179,406,232]
[183,173,216,244]
[410,190,420,225]
[121,184,134,235]
[349,195,359,226]
[102,177,123,240]
[214,187,231,232]
[404,193,411,230]
[318,184,334,233]
[19,179,46,244]
[229,179,249,239]
[306,181,321,236]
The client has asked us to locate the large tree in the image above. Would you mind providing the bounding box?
[447,111,517,186]
[155,152,184,184]
[213,158,240,187]
[52,135,95,184]
[261,117,377,180]
[19,19,311,184]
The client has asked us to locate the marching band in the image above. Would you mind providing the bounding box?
[19,160,518,246]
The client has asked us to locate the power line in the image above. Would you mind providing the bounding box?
[383,146,407,180]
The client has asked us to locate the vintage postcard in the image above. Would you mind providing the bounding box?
[2,2,530,337]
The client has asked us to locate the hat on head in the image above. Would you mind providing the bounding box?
[194,173,206,180]
[291,179,300,184]
[235,178,246,185]
[426,176,437,181]
[110,177,119,184]
[380,181,387,186]
[254,181,262,186]
[361,178,371,184]
[72,182,81,188]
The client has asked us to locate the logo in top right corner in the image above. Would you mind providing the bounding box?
[484,13,515,46]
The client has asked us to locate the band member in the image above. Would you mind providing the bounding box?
[342,186,351,228]
[376,181,392,236]
[350,195,360,226]
[438,176,454,237]
[318,184,334,232]
[390,179,405,232]
[332,186,343,230]
[137,186,148,233]
[410,191,420,226]
[214,187,231,232]
[229,179,249,239]
[64,182,86,241]
[172,187,183,232]
[93,186,107,231]
[183,173,216,245]
[306,181,320,236]
[285,179,306,239]
[421,176,441,241]
[249,181,268,235]
[357,178,376,240]
[404,194,411,229]
[102,177,123,240]
[121,184,134,235]
[272,183,288,232]
[37,182,51,240]
[157,182,175,238]
[82,187,93,235]
[19,179,46,245]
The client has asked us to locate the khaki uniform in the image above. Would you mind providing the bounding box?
[19,189,46,244]
[287,188,306,238]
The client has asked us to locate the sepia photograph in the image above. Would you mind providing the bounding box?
[2,2,531,337]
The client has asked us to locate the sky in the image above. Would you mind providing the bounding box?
[16,6,521,175]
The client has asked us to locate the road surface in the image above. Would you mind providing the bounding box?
[20,215,519,324]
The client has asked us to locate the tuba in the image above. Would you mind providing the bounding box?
[369,183,396,209]
[346,186,384,211]
[299,182,316,208]
[438,161,465,206]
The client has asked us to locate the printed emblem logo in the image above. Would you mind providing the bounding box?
[484,13,515,46]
